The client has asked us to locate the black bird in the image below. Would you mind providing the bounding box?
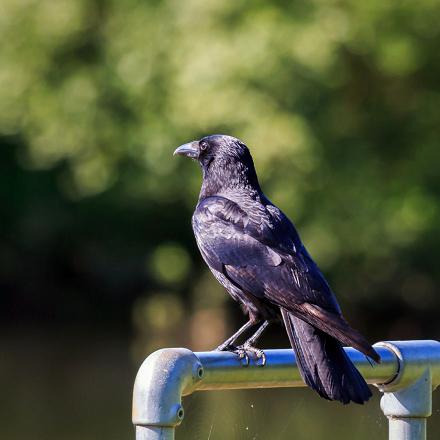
[174,134,380,404]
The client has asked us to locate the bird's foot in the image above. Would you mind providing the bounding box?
[215,344,250,366]
[215,343,265,366]
[235,344,266,367]
[233,346,251,366]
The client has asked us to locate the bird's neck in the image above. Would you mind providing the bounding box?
[199,159,262,201]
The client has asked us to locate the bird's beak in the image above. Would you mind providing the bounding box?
[173,141,199,159]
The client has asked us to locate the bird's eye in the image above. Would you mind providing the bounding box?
[200,141,208,151]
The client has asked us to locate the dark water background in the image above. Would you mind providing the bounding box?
[2,327,439,439]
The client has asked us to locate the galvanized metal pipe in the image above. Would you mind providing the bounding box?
[132,340,440,440]
[193,346,397,391]
[376,341,440,440]
[389,418,426,440]
[135,426,174,440]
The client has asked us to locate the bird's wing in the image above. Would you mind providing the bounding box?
[193,196,335,308]
[193,196,379,361]
[192,196,283,272]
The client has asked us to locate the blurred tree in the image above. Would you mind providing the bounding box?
[1,0,439,344]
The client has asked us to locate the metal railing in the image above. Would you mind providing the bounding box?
[132,340,440,440]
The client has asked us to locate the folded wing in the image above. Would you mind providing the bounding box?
[193,195,379,362]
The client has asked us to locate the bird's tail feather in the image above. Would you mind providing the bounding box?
[281,308,372,404]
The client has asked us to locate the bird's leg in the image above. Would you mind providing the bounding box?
[237,320,270,366]
[216,319,256,352]
[244,319,270,346]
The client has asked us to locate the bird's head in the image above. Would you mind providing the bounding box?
[173,134,250,166]
[174,134,260,196]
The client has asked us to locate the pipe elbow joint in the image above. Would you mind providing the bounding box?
[132,348,203,428]
[374,340,440,419]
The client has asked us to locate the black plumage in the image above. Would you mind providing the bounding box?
[174,134,380,404]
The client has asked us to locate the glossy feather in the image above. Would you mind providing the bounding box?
[182,134,380,403]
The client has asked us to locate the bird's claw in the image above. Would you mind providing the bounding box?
[255,348,267,366]
[235,344,266,367]
[228,346,248,366]
[249,346,266,366]
[215,344,249,365]
[215,343,266,367]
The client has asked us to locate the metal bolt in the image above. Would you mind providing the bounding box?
[177,406,184,420]
[197,366,204,378]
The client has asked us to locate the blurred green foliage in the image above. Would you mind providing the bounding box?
[1,0,440,438]
[2,0,439,335]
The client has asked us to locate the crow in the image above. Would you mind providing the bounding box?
[174,134,380,404]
